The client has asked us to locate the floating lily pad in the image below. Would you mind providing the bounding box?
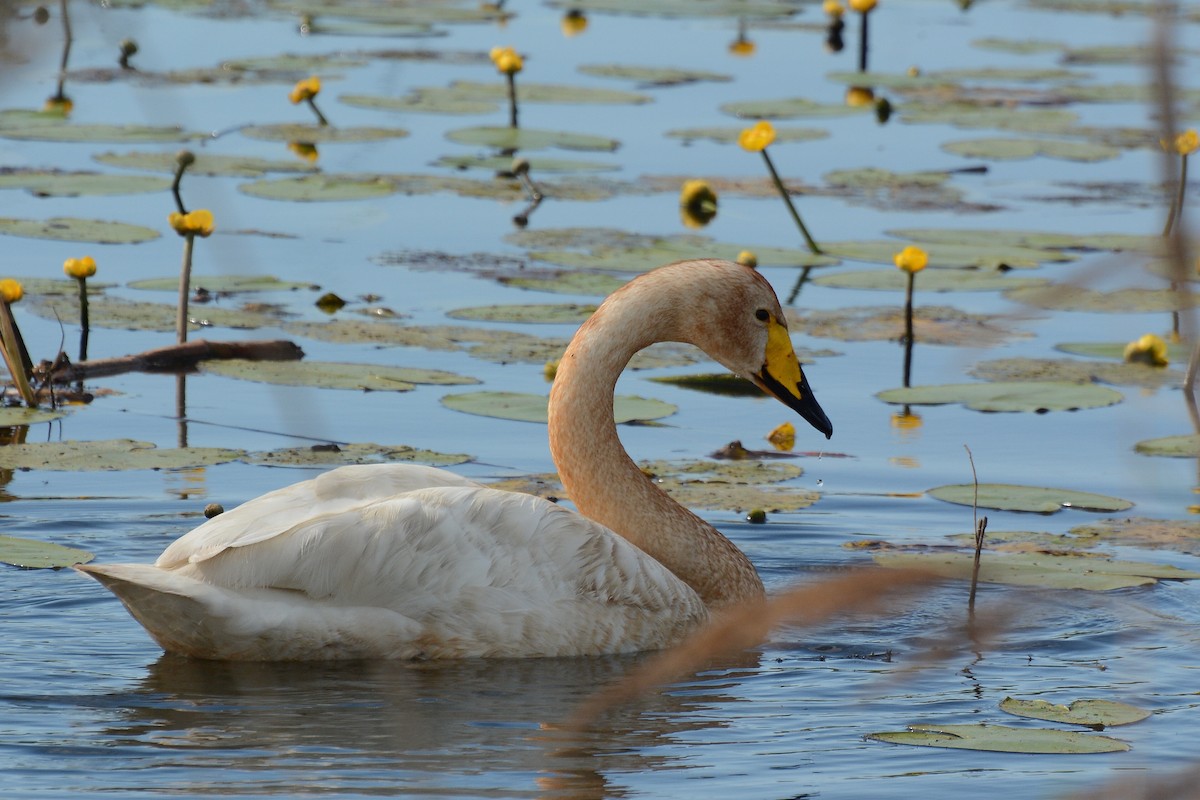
[0,535,93,569]
[445,126,620,152]
[970,357,1180,389]
[942,137,1121,162]
[545,0,798,17]
[267,0,506,24]
[128,275,319,293]
[642,459,816,511]
[720,97,869,120]
[927,483,1133,513]
[877,382,1123,412]
[500,271,626,296]
[241,124,410,143]
[872,549,1195,591]
[202,360,478,391]
[341,89,497,115]
[899,104,1078,133]
[887,228,1160,254]
[578,64,733,87]
[440,391,675,424]
[999,698,1151,728]
[792,307,1027,347]
[971,37,1065,55]
[446,304,596,324]
[246,443,471,467]
[94,151,319,177]
[222,52,367,73]
[239,174,399,201]
[0,122,201,143]
[0,407,66,425]
[27,295,284,331]
[1134,434,1200,458]
[665,126,829,145]
[1006,284,1200,313]
[433,154,619,173]
[0,216,159,244]
[820,239,1071,269]
[0,440,242,471]
[1067,517,1200,553]
[0,169,172,197]
[867,723,1129,754]
[813,269,1048,293]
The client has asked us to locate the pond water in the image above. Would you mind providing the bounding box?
[2,0,1200,797]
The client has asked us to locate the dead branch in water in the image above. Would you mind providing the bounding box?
[42,338,304,383]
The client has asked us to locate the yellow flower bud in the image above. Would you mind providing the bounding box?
[736,250,758,268]
[766,421,795,451]
[0,278,24,303]
[42,95,73,115]
[845,85,876,107]
[1175,129,1199,156]
[728,38,756,56]
[738,120,776,152]
[561,10,588,37]
[288,75,321,105]
[893,245,929,273]
[63,256,97,279]
[489,46,523,75]
[823,0,845,16]
[168,208,215,238]
[849,0,877,11]
[288,141,319,162]
[1123,333,1169,367]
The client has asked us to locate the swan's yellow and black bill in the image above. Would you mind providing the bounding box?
[752,319,833,439]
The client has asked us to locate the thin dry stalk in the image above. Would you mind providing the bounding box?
[0,301,36,406]
[963,445,986,615]
[564,567,932,731]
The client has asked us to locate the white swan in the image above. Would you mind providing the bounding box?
[78,259,832,660]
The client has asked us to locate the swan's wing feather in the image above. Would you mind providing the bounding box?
[157,464,483,568]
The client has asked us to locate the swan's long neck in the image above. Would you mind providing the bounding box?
[548,273,765,609]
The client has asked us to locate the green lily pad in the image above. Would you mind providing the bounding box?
[1006,284,1200,313]
[971,37,1066,55]
[0,122,201,143]
[970,357,1180,389]
[341,89,497,116]
[899,104,1079,133]
[720,97,869,120]
[0,169,172,197]
[239,174,399,202]
[446,304,597,324]
[266,0,506,24]
[240,124,410,143]
[866,723,1129,754]
[545,0,798,17]
[665,126,829,145]
[443,80,652,106]
[999,698,1151,728]
[927,483,1133,513]
[202,359,478,391]
[440,391,675,424]
[433,154,619,173]
[500,271,626,296]
[94,151,319,177]
[1066,517,1200,553]
[942,137,1121,162]
[128,275,319,293]
[27,295,284,331]
[820,239,1071,269]
[0,440,242,471]
[445,126,620,152]
[0,407,66,425]
[876,382,1123,412]
[813,269,1048,293]
[0,535,93,569]
[792,306,1027,347]
[246,443,471,467]
[872,550,1195,591]
[824,168,952,191]
[578,64,732,87]
[0,217,159,244]
[1134,434,1200,458]
[886,228,1160,254]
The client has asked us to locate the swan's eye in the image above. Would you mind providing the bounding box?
[755,309,770,322]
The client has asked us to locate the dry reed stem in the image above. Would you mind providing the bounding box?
[564,567,933,731]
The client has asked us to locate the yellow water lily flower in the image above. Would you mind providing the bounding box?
[729,38,756,56]
[849,0,877,11]
[490,46,524,75]
[1174,129,1199,156]
[766,421,795,451]
[893,245,929,273]
[289,75,321,105]
[845,86,875,107]
[1123,333,1169,367]
[823,0,846,16]
[63,256,97,279]
[0,279,23,303]
[561,9,588,36]
[738,120,776,152]
[168,209,215,238]
[288,141,319,162]
[42,95,73,115]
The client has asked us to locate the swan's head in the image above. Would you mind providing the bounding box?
[682,260,833,439]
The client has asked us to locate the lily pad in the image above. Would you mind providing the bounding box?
[999,698,1151,728]
[433,154,619,173]
[27,295,284,332]
[1134,434,1200,458]
[942,137,1121,162]
[0,407,66,425]
[1067,518,1200,554]
[578,64,733,87]
[665,126,829,145]
[440,391,675,424]
[202,360,478,391]
[446,304,596,324]
[0,122,201,143]
[239,174,399,202]
[792,307,1027,347]
[872,550,1195,591]
[899,104,1078,134]
[970,357,1181,389]
[820,239,1071,269]
[876,381,1123,412]
[720,97,869,120]
[545,0,798,17]
[867,723,1129,754]
[0,535,93,569]
[0,217,159,244]
[813,269,1048,293]
[0,440,243,471]
[927,483,1133,513]
[500,271,626,296]
[0,169,172,197]
[240,124,410,143]
[128,275,319,293]
[887,228,1160,254]
[1006,284,1200,313]
[94,151,319,177]
[246,443,471,467]
[445,126,620,152]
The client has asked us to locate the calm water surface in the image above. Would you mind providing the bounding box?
[2,0,1200,797]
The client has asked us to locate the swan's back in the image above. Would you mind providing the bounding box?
[80,465,708,660]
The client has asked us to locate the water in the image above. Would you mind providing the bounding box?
[2,0,1200,796]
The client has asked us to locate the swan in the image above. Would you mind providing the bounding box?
[78,259,832,660]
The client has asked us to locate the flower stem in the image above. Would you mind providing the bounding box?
[55,0,72,103]
[1164,153,1189,238]
[760,149,821,254]
[171,162,188,215]
[177,234,194,345]
[903,270,915,387]
[306,96,329,127]
[857,10,869,73]
[506,72,519,129]
[76,276,89,362]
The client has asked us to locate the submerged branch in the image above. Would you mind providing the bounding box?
[46,338,304,383]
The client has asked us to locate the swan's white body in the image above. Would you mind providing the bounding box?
[80,260,831,660]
